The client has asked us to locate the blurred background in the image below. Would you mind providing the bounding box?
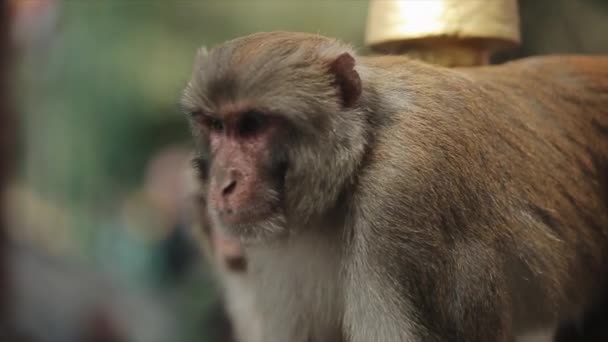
[1,1,607,342]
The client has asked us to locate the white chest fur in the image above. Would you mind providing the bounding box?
[225,230,344,342]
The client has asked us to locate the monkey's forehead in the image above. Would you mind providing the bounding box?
[202,31,353,69]
[181,31,355,116]
[216,31,337,51]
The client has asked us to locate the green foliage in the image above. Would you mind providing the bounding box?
[18,1,368,340]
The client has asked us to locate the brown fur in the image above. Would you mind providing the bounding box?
[181,32,608,342]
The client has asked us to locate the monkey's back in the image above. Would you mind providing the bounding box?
[459,55,608,252]
[359,55,608,332]
[465,56,608,323]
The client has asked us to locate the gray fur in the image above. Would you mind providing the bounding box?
[181,32,608,342]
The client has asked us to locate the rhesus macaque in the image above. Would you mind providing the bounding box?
[180,32,608,342]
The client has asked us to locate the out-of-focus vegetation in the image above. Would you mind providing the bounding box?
[16,0,368,264]
[12,1,368,341]
[8,0,608,341]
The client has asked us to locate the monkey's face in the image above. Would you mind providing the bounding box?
[190,107,289,242]
[181,32,366,243]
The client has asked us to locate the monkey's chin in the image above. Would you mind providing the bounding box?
[211,211,288,244]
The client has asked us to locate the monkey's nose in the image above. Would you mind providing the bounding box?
[221,169,241,197]
[222,179,237,196]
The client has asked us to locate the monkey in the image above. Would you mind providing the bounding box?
[180,31,608,342]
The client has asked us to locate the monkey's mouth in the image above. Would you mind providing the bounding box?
[214,201,280,226]
[210,202,287,243]
[219,206,274,225]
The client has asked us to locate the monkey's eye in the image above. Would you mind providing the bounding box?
[191,111,224,133]
[239,111,269,137]
[207,117,224,132]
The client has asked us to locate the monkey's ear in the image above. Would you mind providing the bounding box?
[196,46,209,59]
[193,46,209,70]
[329,52,361,108]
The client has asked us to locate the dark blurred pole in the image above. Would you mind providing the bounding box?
[0,0,14,338]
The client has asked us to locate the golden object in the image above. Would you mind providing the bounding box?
[365,0,521,66]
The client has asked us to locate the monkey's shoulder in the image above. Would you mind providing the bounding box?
[500,54,608,72]
[462,55,608,91]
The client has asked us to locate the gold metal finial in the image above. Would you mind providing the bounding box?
[365,0,521,66]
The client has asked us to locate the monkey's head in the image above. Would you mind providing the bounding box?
[180,32,368,243]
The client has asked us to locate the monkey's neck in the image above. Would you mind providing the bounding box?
[244,227,345,341]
